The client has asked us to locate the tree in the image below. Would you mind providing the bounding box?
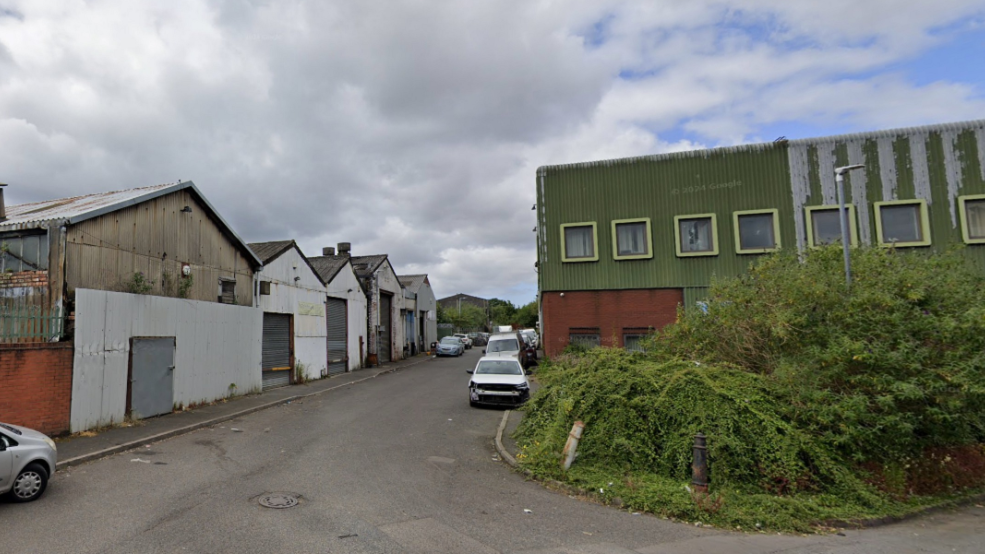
[515,300,539,328]
[447,303,486,331]
[436,303,450,324]
[488,298,516,327]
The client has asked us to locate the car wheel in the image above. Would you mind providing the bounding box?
[469,400,478,408]
[9,462,49,503]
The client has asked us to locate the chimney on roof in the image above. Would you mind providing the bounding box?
[338,242,351,258]
[0,183,6,221]
[323,247,335,256]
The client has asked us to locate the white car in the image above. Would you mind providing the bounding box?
[453,333,473,349]
[1,422,58,503]
[467,357,531,407]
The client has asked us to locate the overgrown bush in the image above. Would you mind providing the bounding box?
[650,247,985,465]
[516,247,985,530]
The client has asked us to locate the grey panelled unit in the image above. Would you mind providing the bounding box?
[262,313,292,389]
[326,298,347,376]
[130,337,175,419]
[379,294,392,363]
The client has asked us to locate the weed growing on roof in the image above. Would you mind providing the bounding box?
[515,247,985,532]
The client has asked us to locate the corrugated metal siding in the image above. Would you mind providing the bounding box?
[539,120,985,292]
[64,190,255,306]
[71,288,262,432]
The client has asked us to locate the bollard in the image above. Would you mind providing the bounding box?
[561,421,585,471]
[691,433,708,493]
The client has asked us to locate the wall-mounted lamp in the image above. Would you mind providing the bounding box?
[180,206,193,213]
[559,292,565,297]
[347,288,353,293]
[294,276,301,282]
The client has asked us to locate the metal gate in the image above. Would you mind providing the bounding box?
[262,313,292,389]
[326,298,347,376]
[379,293,392,363]
[130,337,175,419]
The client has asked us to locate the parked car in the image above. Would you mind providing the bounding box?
[520,329,539,350]
[453,333,473,349]
[0,422,57,503]
[472,333,489,347]
[521,336,538,366]
[436,336,465,357]
[467,357,531,407]
[483,332,527,368]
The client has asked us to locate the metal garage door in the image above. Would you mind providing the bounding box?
[379,294,391,363]
[262,313,292,389]
[326,298,347,376]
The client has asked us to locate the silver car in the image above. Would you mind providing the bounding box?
[0,422,57,503]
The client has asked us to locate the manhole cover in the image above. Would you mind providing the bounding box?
[258,492,300,509]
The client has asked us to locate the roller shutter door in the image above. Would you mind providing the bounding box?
[262,313,292,389]
[326,298,347,376]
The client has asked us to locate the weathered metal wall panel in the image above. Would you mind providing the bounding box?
[256,247,328,380]
[539,120,985,292]
[65,189,255,306]
[71,288,261,432]
[325,262,368,371]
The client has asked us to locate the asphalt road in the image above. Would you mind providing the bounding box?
[2,349,983,553]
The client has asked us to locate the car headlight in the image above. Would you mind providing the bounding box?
[43,436,57,451]
[516,382,529,390]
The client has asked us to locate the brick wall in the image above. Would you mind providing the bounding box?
[541,289,683,357]
[0,270,49,292]
[0,342,73,436]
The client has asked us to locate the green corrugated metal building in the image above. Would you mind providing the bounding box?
[536,119,985,357]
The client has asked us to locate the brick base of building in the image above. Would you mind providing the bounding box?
[541,289,683,358]
[0,342,73,436]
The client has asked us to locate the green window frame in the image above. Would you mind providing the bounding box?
[611,218,653,260]
[560,222,599,262]
[805,205,858,248]
[958,194,985,244]
[673,213,719,257]
[874,200,931,247]
[733,209,781,254]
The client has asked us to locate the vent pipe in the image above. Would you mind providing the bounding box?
[338,242,351,258]
[322,246,336,256]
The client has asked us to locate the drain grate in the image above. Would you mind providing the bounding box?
[258,492,300,509]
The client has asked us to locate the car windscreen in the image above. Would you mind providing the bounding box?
[487,339,519,352]
[439,337,460,344]
[475,361,523,375]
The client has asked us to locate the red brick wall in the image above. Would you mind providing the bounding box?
[541,289,683,357]
[0,342,73,436]
[0,270,49,292]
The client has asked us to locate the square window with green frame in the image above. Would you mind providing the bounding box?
[674,213,718,257]
[874,199,931,247]
[805,205,858,248]
[560,222,599,262]
[611,218,652,260]
[733,209,781,254]
[958,194,985,244]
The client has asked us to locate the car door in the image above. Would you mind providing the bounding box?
[0,434,13,493]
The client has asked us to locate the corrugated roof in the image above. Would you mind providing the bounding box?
[248,240,294,264]
[398,274,428,291]
[308,255,350,284]
[350,255,388,278]
[2,183,176,228]
[538,118,985,173]
[1,181,263,267]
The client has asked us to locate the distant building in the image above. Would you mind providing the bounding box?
[437,293,488,312]
[398,274,437,354]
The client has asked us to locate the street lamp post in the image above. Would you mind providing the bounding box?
[834,164,865,288]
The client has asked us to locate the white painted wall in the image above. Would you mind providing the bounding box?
[256,247,328,380]
[325,261,368,371]
[72,289,262,432]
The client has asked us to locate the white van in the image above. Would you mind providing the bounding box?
[483,332,524,367]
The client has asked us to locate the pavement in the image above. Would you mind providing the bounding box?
[54,353,436,468]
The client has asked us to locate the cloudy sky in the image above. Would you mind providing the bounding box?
[2,1,984,304]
